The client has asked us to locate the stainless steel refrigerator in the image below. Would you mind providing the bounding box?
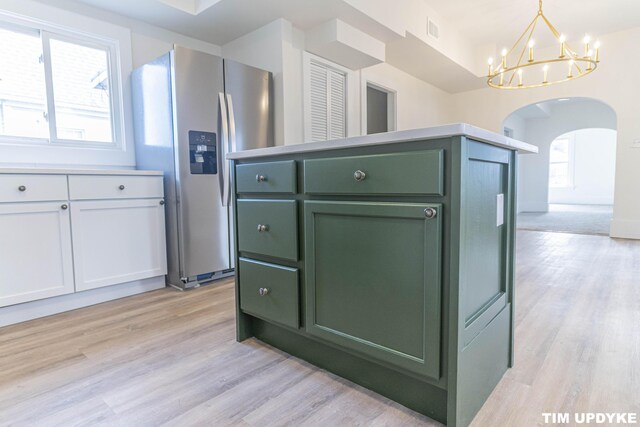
[132,46,274,289]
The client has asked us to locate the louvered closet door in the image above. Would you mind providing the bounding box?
[309,60,346,142]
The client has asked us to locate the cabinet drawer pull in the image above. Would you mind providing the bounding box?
[61,204,68,210]
[424,207,437,219]
[259,287,270,296]
[18,185,26,192]
[118,185,126,190]
[257,224,269,232]
[159,200,165,205]
[353,170,366,181]
[256,174,267,182]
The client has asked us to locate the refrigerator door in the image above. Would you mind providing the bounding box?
[224,60,274,269]
[172,46,230,279]
[223,59,274,152]
[131,52,183,286]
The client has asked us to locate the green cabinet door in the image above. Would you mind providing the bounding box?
[304,201,442,380]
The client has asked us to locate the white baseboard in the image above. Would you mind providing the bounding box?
[517,202,548,213]
[0,276,166,328]
[610,219,640,240]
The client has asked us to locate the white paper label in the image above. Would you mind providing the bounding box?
[497,194,504,227]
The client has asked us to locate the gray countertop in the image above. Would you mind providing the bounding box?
[227,123,538,160]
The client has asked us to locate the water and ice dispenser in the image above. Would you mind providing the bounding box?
[189,130,217,174]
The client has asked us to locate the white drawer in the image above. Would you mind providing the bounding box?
[68,175,164,200]
[0,174,68,203]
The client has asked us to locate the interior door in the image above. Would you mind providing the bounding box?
[172,46,229,278]
[304,201,442,380]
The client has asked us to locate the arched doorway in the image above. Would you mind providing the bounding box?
[502,98,617,236]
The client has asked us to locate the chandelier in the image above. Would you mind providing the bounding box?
[487,0,600,89]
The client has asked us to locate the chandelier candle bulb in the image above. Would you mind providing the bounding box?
[543,65,549,84]
[488,57,494,76]
[583,34,591,57]
[528,39,535,62]
[594,41,601,62]
[567,59,574,77]
[518,68,523,86]
[587,50,593,70]
[501,48,508,68]
[499,69,504,86]
[559,34,566,58]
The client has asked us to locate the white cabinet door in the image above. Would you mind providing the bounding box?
[71,199,167,291]
[0,202,74,307]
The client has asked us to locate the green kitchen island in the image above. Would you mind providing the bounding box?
[227,124,537,426]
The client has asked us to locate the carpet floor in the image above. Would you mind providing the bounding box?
[517,204,613,236]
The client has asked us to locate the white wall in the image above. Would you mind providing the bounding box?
[553,130,617,206]
[360,63,454,132]
[506,99,616,213]
[549,129,617,205]
[451,27,640,239]
[0,0,220,169]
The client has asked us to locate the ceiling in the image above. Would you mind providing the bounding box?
[423,0,640,48]
[60,0,399,45]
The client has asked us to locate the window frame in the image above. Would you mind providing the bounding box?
[549,136,575,189]
[0,17,124,149]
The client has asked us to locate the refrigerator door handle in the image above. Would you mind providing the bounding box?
[219,92,230,207]
[226,94,238,154]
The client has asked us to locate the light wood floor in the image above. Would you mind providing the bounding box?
[0,230,638,426]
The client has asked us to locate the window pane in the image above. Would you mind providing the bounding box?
[50,38,113,142]
[0,27,49,139]
[550,138,569,162]
[549,163,569,187]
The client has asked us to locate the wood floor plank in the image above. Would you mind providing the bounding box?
[0,231,638,426]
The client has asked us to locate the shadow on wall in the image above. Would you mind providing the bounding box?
[502,97,617,214]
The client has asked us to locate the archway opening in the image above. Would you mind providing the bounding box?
[502,98,617,236]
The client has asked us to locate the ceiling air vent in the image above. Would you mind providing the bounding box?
[427,18,439,40]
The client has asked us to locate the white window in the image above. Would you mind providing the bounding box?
[0,21,122,147]
[304,55,347,142]
[549,137,574,188]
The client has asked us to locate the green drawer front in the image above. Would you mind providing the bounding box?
[237,199,298,261]
[236,160,297,194]
[303,150,443,196]
[239,258,299,329]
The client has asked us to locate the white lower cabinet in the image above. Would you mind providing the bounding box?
[71,198,167,291]
[0,171,167,313]
[0,202,75,307]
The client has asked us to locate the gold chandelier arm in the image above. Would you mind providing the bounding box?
[541,12,584,74]
[505,13,539,57]
[508,14,539,86]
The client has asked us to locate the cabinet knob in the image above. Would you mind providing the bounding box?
[119,185,125,190]
[257,224,269,232]
[353,170,366,181]
[256,174,267,182]
[159,200,165,205]
[424,207,437,219]
[259,287,270,296]
[61,204,68,210]
[18,185,26,192]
